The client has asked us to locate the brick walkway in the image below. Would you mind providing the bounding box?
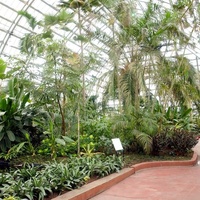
[90,164,200,200]
[52,154,198,200]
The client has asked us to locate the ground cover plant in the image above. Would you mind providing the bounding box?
[0,152,194,200]
[0,154,124,200]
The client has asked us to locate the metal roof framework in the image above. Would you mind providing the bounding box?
[0,0,200,99]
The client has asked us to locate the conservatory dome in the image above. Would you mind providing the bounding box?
[0,0,200,106]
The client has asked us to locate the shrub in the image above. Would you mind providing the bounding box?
[170,129,197,155]
[95,136,114,155]
[152,128,197,156]
[152,131,170,156]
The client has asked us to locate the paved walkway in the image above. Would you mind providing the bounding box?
[89,163,200,200]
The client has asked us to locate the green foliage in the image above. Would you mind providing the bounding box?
[44,9,73,26]
[164,106,194,130]
[133,130,153,155]
[95,135,114,155]
[37,120,75,158]
[73,35,89,42]
[0,155,124,199]
[19,33,35,54]
[3,197,19,200]
[37,136,75,157]
[58,0,102,11]
[18,11,38,30]
[0,78,30,151]
[24,132,35,155]
[1,163,51,200]
[90,155,124,177]
[80,134,96,155]
[0,58,7,79]
[0,142,26,160]
[0,78,47,153]
[81,117,116,154]
[82,117,112,138]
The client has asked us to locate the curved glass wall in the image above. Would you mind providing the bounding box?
[0,0,200,106]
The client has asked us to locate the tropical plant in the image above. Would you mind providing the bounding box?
[37,120,74,158]
[164,106,195,130]
[95,135,114,155]
[170,129,197,155]
[0,154,124,199]
[12,0,200,160]
[152,128,197,156]
[98,0,198,115]
[0,58,7,80]
[3,196,19,200]
[0,142,26,161]
[154,56,200,110]
[0,78,30,151]
[18,10,83,138]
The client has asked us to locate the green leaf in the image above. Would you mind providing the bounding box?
[0,98,7,110]
[24,132,30,140]
[0,141,6,152]
[44,10,73,26]
[6,130,15,141]
[73,35,89,42]
[58,9,73,22]
[21,92,30,109]
[62,136,74,143]
[0,74,5,79]
[18,10,37,29]
[14,116,22,120]
[133,129,152,154]
[42,30,53,39]
[8,78,15,97]
[0,131,5,141]
[55,138,66,146]
[16,142,27,152]
[180,108,192,118]
[20,33,34,54]
[61,26,70,31]
[44,15,58,26]
[0,125,4,132]
[0,58,7,74]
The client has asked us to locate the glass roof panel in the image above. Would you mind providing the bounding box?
[0,0,200,99]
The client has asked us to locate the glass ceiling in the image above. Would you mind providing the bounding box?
[0,0,200,99]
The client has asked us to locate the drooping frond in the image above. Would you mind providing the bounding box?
[133,129,153,154]
[18,10,38,30]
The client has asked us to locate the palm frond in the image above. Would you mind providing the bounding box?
[44,10,73,26]
[133,129,153,154]
[18,10,38,29]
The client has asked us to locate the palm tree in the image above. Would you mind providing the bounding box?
[102,0,199,153]
[154,55,200,109]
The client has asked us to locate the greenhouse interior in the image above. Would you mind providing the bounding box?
[1,0,200,199]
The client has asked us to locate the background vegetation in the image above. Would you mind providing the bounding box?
[0,0,200,199]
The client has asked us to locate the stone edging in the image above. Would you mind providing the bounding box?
[52,153,198,200]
